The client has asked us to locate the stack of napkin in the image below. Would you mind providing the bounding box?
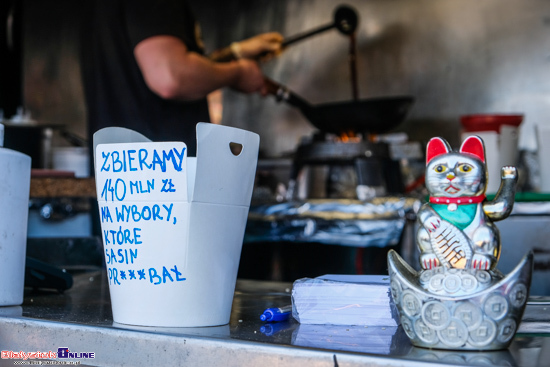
[292,274,399,326]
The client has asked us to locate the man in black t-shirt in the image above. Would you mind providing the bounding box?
[81,0,281,157]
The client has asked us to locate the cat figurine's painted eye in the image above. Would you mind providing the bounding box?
[434,165,446,173]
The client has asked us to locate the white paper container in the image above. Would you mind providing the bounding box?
[0,148,31,306]
[94,123,259,327]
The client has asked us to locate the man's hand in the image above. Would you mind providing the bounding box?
[231,59,265,94]
[234,32,283,60]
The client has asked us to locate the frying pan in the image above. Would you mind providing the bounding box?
[264,78,415,135]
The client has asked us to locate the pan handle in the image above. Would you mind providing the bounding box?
[281,23,335,48]
[263,77,313,113]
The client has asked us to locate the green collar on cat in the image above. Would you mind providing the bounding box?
[430,203,478,230]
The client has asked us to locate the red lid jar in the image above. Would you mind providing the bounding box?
[460,114,523,133]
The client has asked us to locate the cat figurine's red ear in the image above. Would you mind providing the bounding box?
[426,137,452,164]
[460,136,485,162]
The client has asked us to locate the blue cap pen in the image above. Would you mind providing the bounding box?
[260,305,292,322]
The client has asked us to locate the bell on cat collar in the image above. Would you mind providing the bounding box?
[388,135,533,351]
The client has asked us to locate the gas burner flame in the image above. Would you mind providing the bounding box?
[336,131,361,143]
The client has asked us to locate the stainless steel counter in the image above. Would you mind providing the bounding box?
[0,271,549,367]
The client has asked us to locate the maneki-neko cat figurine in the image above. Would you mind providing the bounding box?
[388,136,533,351]
[418,136,516,271]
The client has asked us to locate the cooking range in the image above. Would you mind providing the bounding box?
[287,131,408,200]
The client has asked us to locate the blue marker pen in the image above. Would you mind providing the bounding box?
[260,305,292,322]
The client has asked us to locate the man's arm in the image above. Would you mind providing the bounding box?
[134,35,265,101]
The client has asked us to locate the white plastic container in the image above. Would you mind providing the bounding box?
[460,114,523,194]
[94,123,259,327]
[536,124,550,192]
[52,147,89,177]
[0,136,31,306]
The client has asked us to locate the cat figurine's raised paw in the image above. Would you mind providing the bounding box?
[416,136,518,270]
